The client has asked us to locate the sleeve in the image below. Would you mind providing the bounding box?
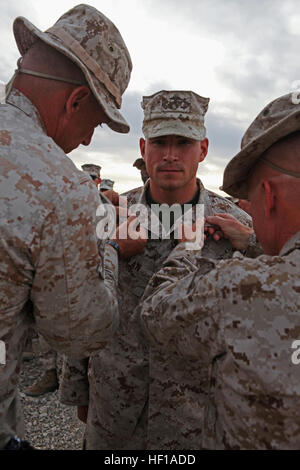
[138,244,226,361]
[30,181,119,359]
[59,357,89,406]
[243,232,264,258]
[210,195,262,258]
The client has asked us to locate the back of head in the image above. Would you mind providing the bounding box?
[247,131,300,254]
[223,92,300,199]
[250,131,300,206]
[12,4,132,133]
[13,39,87,98]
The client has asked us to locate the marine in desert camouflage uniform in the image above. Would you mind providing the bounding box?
[133,157,149,184]
[60,90,260,450]
[82,163,102,187]
[0,4,137,449]
[139,93,300,449]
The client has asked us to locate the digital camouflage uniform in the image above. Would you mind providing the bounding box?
[0,89,119,448]
[139,91,300,449]
[139,232,300,449]
[81,164,101,179]
[59,179,260,450]
[27,162,102,393]
[0,4,133,448]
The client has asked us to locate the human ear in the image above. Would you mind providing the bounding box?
[139,138,146,159]
[199,138,209,163]
[262,180,276,217]
[65,86,91,117]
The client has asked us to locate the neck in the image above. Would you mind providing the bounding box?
[263,210,300,255]
[277,228,300,254]
[149,179,199,205]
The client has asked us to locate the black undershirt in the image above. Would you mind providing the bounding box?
[145,184,200,237]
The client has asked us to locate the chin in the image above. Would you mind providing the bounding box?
[156,177,183,189]
[65,144,79,154]
[159,182,182,191]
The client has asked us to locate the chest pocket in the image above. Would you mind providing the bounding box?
[119,238,177,300]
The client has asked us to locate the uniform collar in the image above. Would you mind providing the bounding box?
[6,88,47,133]
[135,178,211,238]
[279,231,300,257]
[138,178,211,212]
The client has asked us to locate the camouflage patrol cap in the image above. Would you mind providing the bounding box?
[133,158,146,170]
[141,90,209,140]
[222,92,300,199]
[100,179,114,190]
[13,4,132,133]
[81,163,101,178]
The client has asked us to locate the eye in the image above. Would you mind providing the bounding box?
[150,138,165,146]
[177,137,193,146]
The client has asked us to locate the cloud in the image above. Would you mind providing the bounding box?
[71,80,174,169]
[0,0,39,81]
[4,0,299,196]
[143,0,299,118]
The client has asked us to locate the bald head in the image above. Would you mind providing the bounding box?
[247,131,300,255]
[16,39,87,90]
[11,39,108,154]
[248,131,300,204]
[12,38,91,115]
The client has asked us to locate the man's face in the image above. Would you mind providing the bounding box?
[91,176,102,187]
[55,90,109,154]
[140,135,208,192]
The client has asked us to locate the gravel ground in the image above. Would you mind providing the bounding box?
[19,353,85,450]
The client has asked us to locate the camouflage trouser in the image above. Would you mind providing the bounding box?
[38,334,57,371]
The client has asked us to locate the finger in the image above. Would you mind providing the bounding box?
[205,215,224,226]
[206,215,233,228]
[213,231,224,241]
[204,224,218,234]
[213,213,236,220]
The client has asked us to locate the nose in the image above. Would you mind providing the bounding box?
[163,144,178,161]
[82,129,95,147]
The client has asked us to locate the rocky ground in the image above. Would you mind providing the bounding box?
[19,353,85,450]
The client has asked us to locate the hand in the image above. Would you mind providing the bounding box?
[110,215,147,259]
[77,405,88,423]
[205,213,253,250]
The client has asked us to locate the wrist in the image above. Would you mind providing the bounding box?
[235,228,254,251]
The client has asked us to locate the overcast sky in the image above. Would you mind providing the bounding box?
[1,0,299,194]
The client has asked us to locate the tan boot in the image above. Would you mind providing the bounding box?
[25,369,58,397]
